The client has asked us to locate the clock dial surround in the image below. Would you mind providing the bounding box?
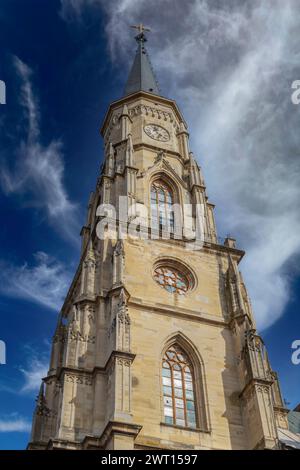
[144,124,170,142]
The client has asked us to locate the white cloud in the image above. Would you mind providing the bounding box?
[0,344,50,396]
[60,0,300,330]
[0,251,71,311]
[0,57,79,245]
[19,354,48,394]
[0,416,31,433]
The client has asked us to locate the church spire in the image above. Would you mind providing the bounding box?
[124,23,160,96]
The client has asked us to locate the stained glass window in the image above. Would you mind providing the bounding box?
[151,180,174,231]
[162,345,197,428]
[154,266,189,295]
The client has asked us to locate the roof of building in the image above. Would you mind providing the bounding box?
[124,30,160,97]
[288,409,300,434]
[278,427,300,450]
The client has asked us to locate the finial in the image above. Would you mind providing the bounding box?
[38,381,44,399]
[130,23,151,42]
[154,149,165,164]
[118,287,127,308]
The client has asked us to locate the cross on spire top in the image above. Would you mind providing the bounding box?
[130,23,151,35]
[124,22,160,96]
[130,23,151,43]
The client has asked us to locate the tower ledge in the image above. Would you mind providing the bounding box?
[100,90,187,137]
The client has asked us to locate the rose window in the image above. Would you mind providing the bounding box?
[153,266,189,295]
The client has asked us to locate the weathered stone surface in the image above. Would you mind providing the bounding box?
[28,84,286,450]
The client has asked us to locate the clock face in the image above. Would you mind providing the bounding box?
[144,124,170,142]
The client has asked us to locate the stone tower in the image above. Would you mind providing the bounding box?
[28,26,289,450]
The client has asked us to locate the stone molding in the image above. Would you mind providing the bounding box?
[82,420,142,450]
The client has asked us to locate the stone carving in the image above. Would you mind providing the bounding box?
[116,358,131,367]
[114,239,125,257]
[128,104,177,128]
[113,238,125,287]
[83,258,97,270]
[53,331,65,344]
[257,385,270,394]
[153,149,165,164]
[35,384,51,417]
[87,305,95,322]
[104,103,179,145]
[230,280,239,312]
[116,289,131,351]
[69,329,96,344]
[115,142,127,174]
[65,373,92,386]
[107,142,115,177]
[126,134,134,167]
[107,290,131,351]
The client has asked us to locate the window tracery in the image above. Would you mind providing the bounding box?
[162,344,197,428]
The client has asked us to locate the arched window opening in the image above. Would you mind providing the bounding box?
[150,180,174,231]
[162,344,197,428]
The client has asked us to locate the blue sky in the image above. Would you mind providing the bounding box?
[0,0,300,449]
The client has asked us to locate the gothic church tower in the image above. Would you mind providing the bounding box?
[28,26,289,450]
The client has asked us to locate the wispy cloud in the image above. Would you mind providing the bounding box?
[0,415,31,433]
[0,344,50,396]
[19,350,49,394]
[0,57,79,245]
[0,251,71,311]
[60,0,300,330]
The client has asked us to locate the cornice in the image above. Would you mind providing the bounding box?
[44,350,136,383]
[100,90,186,136]
[128,297,229,328]
[239,377,275,399]
[134,142,184,162]
[82,420,142,450]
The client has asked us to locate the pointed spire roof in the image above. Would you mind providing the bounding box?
[124,24,160,96]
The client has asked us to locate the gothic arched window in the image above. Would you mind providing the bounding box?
[150,180,174,231]
[162,344,197,428]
